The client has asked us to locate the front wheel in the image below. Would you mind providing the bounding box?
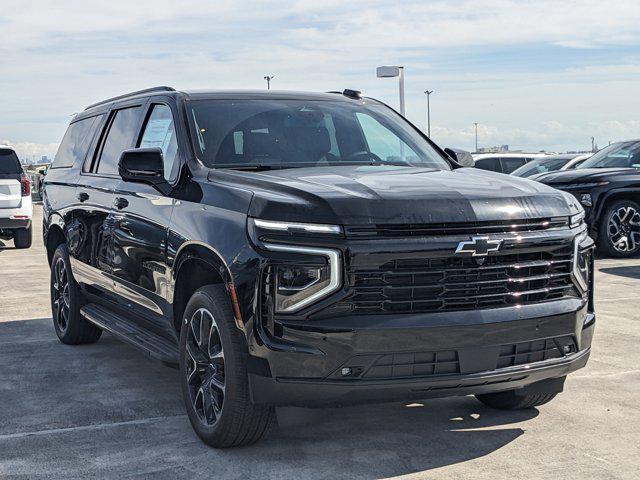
[179,285,275,448]
[598,200,640,258]
[475,391,558,410]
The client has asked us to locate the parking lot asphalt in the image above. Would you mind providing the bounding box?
[0,205,639,479]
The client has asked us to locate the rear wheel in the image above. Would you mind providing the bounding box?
[50,244,102,344]
[179,285,275,448]
[475,391,558,410]
[598,200,640,258]
[13,225,32,249]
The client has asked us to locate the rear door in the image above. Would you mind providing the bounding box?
[0,149,23,209]
[69,102,146,303]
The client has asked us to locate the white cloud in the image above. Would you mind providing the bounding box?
[1,140,59,160]
[1,1,640,153]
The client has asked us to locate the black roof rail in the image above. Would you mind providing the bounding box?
[84,86,176,111]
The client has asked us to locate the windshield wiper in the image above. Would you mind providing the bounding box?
[218,164,278,171]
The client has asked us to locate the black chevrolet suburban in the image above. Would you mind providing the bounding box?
[42,87,595,448]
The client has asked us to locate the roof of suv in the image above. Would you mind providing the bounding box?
[0,144,16,151]
[83,86,366,113]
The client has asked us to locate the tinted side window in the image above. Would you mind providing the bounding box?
[501,157,527,173]
[0,149,22,174]
[52,116,99,169]
[97,107,143,175]
[139,104,179,182]
[475,157,500,172]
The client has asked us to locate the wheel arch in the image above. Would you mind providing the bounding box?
[171,242,239,335]
[45,213,66,266]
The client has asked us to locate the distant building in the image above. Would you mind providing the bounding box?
[477,145,510,154]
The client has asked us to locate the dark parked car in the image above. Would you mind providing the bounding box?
[511,154,586,178]
[43,87,595,448]
[537,140,640,257]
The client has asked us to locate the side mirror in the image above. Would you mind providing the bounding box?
[443,147,458,162]
[118,148,170,195]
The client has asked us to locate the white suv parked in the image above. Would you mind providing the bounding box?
[0,145,32,248]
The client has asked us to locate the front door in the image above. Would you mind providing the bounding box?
[109,102,179,340]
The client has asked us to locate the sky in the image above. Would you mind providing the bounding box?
[1,0,640,160]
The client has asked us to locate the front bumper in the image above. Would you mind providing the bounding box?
[250,346,590,406]
[248,301,595,406]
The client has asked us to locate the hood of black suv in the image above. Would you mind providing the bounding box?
[536,167,638,186]
[211,165,581,225]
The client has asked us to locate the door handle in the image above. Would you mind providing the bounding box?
[77,192,90,202]
[114,197,129,210]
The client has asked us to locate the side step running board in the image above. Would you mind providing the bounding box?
[81,303,179,365]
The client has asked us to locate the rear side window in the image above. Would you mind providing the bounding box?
[475,157,500,172]
[139,104,179,182]
[96,107,143,175]
[0,149,22,174]
[500,157,527,173]
[52,116,99,169]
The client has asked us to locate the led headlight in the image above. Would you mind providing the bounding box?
[573,231,591,292]
[570,210,586,228]
[253,219,342,235]
[263,243,341,313]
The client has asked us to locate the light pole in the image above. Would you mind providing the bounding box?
[263,75,275,90]
[376,66,405,116]
[424,90,434,137]
[474,122,479,153]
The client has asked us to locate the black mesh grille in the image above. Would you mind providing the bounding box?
[497,336,576,368]
[363,350,460,379]
[333,336,577,380]
[340,244,577,314]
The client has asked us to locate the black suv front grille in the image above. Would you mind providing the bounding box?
[330,335,577,380]
[339,243,577,314]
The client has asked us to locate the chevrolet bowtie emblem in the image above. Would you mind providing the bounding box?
[455,236,503,256]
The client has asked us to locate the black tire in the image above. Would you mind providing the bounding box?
[475,391,558,410]
[179,285,275,448]
[13,225,32,249]
[50,244,102,345]
[597,200,640,258]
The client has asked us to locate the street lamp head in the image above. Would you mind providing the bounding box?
[376,66,402,78]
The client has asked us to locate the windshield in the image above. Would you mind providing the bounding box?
[579,141,640,169]
[187,99,451,170]
[0,149,22,174]
[511,157,570,177]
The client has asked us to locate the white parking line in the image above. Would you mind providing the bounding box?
[0,415,187,441]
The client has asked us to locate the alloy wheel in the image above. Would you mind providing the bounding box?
[52,257,70,332]
[607,206,640,253]
[185,307,225,426]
